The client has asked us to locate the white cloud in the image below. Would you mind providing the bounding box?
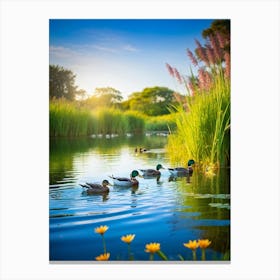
[93,44,119,53]
[122,44,138,52]
[49,45,80,58]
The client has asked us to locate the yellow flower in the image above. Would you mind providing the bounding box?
[121,234,135,244]
[94,225,109,235]
[183,240,199,250]
[95,253,110,261]
[198,239,211,249]
[145,242,160,254]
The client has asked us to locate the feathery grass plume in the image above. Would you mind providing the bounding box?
[174,68,183,84]
[166,31,230,168]
[187,48,198,66]
[165,63,175,77]
[209,34,223,63]
[195,39,210,67]
[206,44,216,65]
[216,32,225,49]
[198,68,212,91]
[187,81,195,96]
[224,52,230,78]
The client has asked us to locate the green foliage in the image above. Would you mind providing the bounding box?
[124,111,146,134]
[202,20,230,39]
[145,113,177,132]
[50,100,148,136]
[80,87,124,110]
[49,98,92,137]
[97,109,127,134]
[125,86,178,116]
[49,65,85,100]
[167,20,230,168]
[201,19,230,53]
[167,71,230,167]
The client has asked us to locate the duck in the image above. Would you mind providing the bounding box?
[139,147,148,153]
[139,164,164,177]
[109,170,142,187]
[135,147,149,153]
[168,159,196,176]
[80,179,112,194]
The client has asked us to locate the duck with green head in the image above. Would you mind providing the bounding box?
[109,170,142,187]
[139,164,164,177]
[80,179,112,194]
[168,159,195,176]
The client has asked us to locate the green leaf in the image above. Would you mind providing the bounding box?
[178,254,185,261]
[157,250,168,261]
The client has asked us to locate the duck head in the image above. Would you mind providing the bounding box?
[187,159,195,167]
[102,179,112,187]
[156,164,164,170]
[131,170,142,178]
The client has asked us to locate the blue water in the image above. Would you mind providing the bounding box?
[49,135,230,261]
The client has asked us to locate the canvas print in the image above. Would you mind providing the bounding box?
[49,19,230,262]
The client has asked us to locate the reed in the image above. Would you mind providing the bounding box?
[50,99,92,137]
[168,73,230,167]
[145,113,177,132]
[97,109,127,135]
[124,110,146,134]
[166,33,230,168]
[50,100,147,136]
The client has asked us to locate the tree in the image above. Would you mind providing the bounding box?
[94,87,123,104]
[202,20,230,40]
[202,19,230,53]
[82,87,123,109]
[125,87,178,116]
[49,65,82,100]
[193,20,230,65]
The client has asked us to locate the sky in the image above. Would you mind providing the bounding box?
[49,19,214,99]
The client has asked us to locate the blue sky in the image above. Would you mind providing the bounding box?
[49,19,213,99]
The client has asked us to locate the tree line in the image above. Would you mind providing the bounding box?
[49,65,181,116]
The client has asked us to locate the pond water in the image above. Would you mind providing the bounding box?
[49,135,230,262]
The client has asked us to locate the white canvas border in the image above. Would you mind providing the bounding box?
[0,0,279,279]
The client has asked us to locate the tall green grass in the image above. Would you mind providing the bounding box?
[50,99,93,137]
[124,110,146,134]
[167,72,230,168]
[145,113,177,132]
[166,33,230,168]
[50,100,148,136]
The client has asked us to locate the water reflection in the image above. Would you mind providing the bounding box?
[49,135,230,261]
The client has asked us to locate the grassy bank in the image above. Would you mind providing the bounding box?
[166,32,230,168]
[50,99,174,137]
[167,71,230,168]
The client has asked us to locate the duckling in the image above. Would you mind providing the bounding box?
[139,164,164,177]
[80,179,112,194]
[109,170,141,187]
[139,147,148,153]
[168,159,195,176]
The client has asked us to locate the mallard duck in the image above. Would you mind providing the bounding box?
[168,159,195,176]
[139,164,164,177]
[80,179,112,194]
[109,170,141,187]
